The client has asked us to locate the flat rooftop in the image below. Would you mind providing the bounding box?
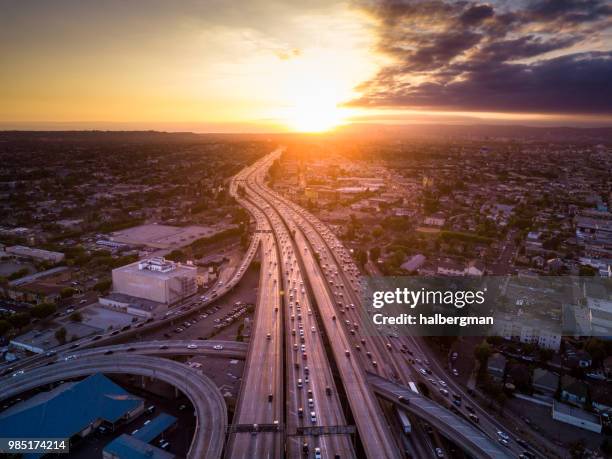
[109,223,235,249]
[11,322,102,353]
[553,401,601,424]
[113,259,196,280]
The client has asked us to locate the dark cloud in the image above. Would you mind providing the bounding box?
[353,52,612,113]
[460,4,494,25]
[352,0,612,114]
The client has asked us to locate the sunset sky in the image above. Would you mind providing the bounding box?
[1,0,611,132]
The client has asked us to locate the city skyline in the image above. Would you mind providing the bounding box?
[1,0,611,132]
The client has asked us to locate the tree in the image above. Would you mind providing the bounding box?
[60,287,77,299]
[69,311,83,322]
[0,319,11,336]
[8,312,30,329]
[55,327,67,344]
[579,265,597,276]
[585,338,606,365]
[538,348,554,363]
[369,246,381,262]
[569,439,586,459]
[94,279,112,294]
[474,341,492,366]
[372,226,384,238]
[31,303,57,319]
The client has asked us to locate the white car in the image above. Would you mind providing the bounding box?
[187,344,198,349]
[213,345,224,350]
[314,447,322,459]
[435,447,444,458]
[497,431,510,441]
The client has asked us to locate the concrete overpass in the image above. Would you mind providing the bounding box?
[62,339,248,361]
[0,355,227,459]
[367,372,513,459]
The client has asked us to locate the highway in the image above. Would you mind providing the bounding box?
[0,354,227,459]
[229,154,354,459]
[226,163,284,459]
[238,148,530,459]
[367,372,513,459]
[56,339,248,361]
[242,151,401,459]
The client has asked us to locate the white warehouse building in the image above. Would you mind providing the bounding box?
[111,257,197,305]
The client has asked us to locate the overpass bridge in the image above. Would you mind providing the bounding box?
[367,372,513,459]
[62,339,248,361]
[0,355,227,459]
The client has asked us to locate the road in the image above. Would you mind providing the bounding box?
[242,151,401,459]
[0,354,227,459]
[56,339,248,361]
[229,154,354,458]
[368,372,513,459]
[241,148,531,459]
[226,164,284,459]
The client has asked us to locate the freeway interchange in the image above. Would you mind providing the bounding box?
[0,148,535,459]
[226,149,520,459]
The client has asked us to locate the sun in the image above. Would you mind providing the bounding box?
[285,98,345,133]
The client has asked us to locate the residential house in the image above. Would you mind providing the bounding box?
[487,353,507,381]
[532,369,559,396]
[561,375,588,406]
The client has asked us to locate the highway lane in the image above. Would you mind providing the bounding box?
[245,152,401,459]
[0,354,227,459]
[239,154,354,459]
[226,167,284,459]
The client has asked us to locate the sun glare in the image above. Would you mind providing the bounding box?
[286,100,344,133]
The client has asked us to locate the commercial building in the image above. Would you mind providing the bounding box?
[552,401,602,433]
[10,322,102,354]
[4,245,65,263]
[112,257,197,305]
[103,413,177,459]
[100,292,166,318]
[109,223,234,250]
[0,374,144,457]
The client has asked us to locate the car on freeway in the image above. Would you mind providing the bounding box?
[213,345,224,350]
[314,447,322,459]
[435,447,444,458]
[187,344,198,349]
[497,431,510,441]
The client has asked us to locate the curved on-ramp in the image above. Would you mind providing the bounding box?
[367,372,512,459]
[0,355,227,459]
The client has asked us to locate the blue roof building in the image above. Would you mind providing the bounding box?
[103,434,176,459]
[103,413,177,459]
[0,373,144,458]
